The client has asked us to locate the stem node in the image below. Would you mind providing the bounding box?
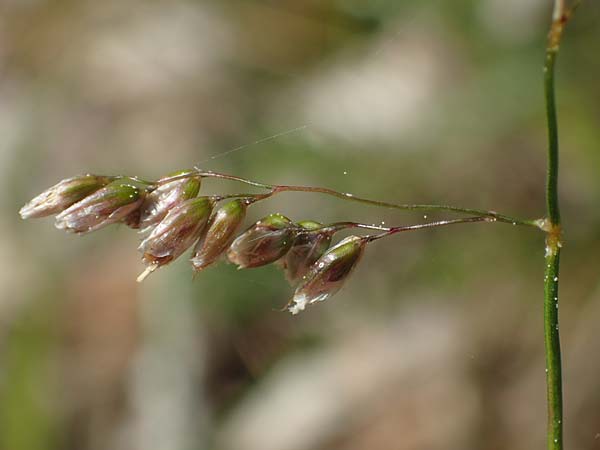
[545,223,563,257]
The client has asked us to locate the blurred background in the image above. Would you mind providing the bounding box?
[1,1,599,449]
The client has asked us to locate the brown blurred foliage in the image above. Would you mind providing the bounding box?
[2,1,600,450]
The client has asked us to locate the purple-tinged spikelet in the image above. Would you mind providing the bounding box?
[287,235,367,314]
[139,170,201,232]
[54,178,145,234]
[227,213,295,269]
[19,174,114,219]
[278,220,332,284]
[137,196,214,281]
[191,199,247,271]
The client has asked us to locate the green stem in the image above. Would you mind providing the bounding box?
[544,248,563,450]
[542,1,574,448]
[545,50,561,225]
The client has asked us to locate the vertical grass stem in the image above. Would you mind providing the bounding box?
[542,1,575,448]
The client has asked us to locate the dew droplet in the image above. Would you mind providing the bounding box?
[553,276,559,282]
[343,171,348,175]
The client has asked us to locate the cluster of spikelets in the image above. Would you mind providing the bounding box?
[19,171,369,314]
